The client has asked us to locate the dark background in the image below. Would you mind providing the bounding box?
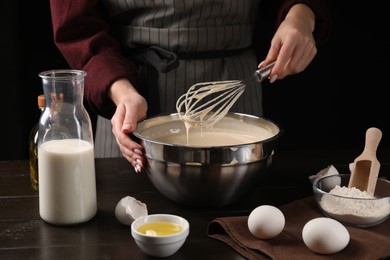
[1,1,389,160]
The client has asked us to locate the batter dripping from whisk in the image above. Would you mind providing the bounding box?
[176,62,275,145]
[176,80,244,128]
[176,80,244,145]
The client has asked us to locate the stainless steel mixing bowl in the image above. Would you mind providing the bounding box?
[133,112,281,207]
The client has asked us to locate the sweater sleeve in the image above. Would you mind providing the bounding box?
[49,0,139,119]
[278,0,331,45]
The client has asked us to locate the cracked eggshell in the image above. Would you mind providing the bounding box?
[115,196,148,226]
[309,165,339,184]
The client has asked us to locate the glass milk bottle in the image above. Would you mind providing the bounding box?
[38,70,97,225]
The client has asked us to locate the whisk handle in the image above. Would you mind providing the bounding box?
[254,61,276,82]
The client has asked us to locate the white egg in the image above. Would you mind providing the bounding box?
[115,196,148,226]
[302,217,350,254]
[247,205,285,239]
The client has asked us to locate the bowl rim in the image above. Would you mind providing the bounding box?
[133,112,281,148]
[131,214,190,240]
[312,173,390,200]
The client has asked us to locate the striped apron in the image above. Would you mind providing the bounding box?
[95,0,263,157]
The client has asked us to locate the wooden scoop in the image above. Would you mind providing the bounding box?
[348,127,382,196]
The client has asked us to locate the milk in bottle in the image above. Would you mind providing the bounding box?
[38,70,97,225]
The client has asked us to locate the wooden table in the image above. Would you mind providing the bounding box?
[1,149,389,259]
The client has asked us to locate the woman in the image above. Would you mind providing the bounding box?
[49,0,330,173]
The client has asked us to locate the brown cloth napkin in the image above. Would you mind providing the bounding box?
[208,196,390,260]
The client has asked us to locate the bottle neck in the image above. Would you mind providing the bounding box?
[38,70,93,144]
[39,70,86,112]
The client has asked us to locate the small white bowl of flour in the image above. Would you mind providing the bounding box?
[312,173,390,228]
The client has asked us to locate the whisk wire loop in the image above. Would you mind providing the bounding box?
[176,61,275,127]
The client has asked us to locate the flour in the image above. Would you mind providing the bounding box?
[320,185,390,225]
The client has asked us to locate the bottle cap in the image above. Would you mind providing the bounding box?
[37,95,45,107]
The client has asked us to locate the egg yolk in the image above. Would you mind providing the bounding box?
[137,222,183,236]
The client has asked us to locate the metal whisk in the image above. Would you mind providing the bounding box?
[176,61,275,128]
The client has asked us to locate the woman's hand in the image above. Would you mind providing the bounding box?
[259,4,317,83]
[109,78,148,173]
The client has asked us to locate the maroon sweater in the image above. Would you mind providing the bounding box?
[49,0,330,119]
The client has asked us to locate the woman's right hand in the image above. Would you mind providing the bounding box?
[259,3,317,83]
[109,78,148,173]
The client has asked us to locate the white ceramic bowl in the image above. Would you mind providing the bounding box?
[313,174,390,228]
[131,214,190,257]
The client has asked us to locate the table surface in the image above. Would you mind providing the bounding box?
[1,149,389,259]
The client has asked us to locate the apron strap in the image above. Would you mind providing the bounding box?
[123,46,179,117]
